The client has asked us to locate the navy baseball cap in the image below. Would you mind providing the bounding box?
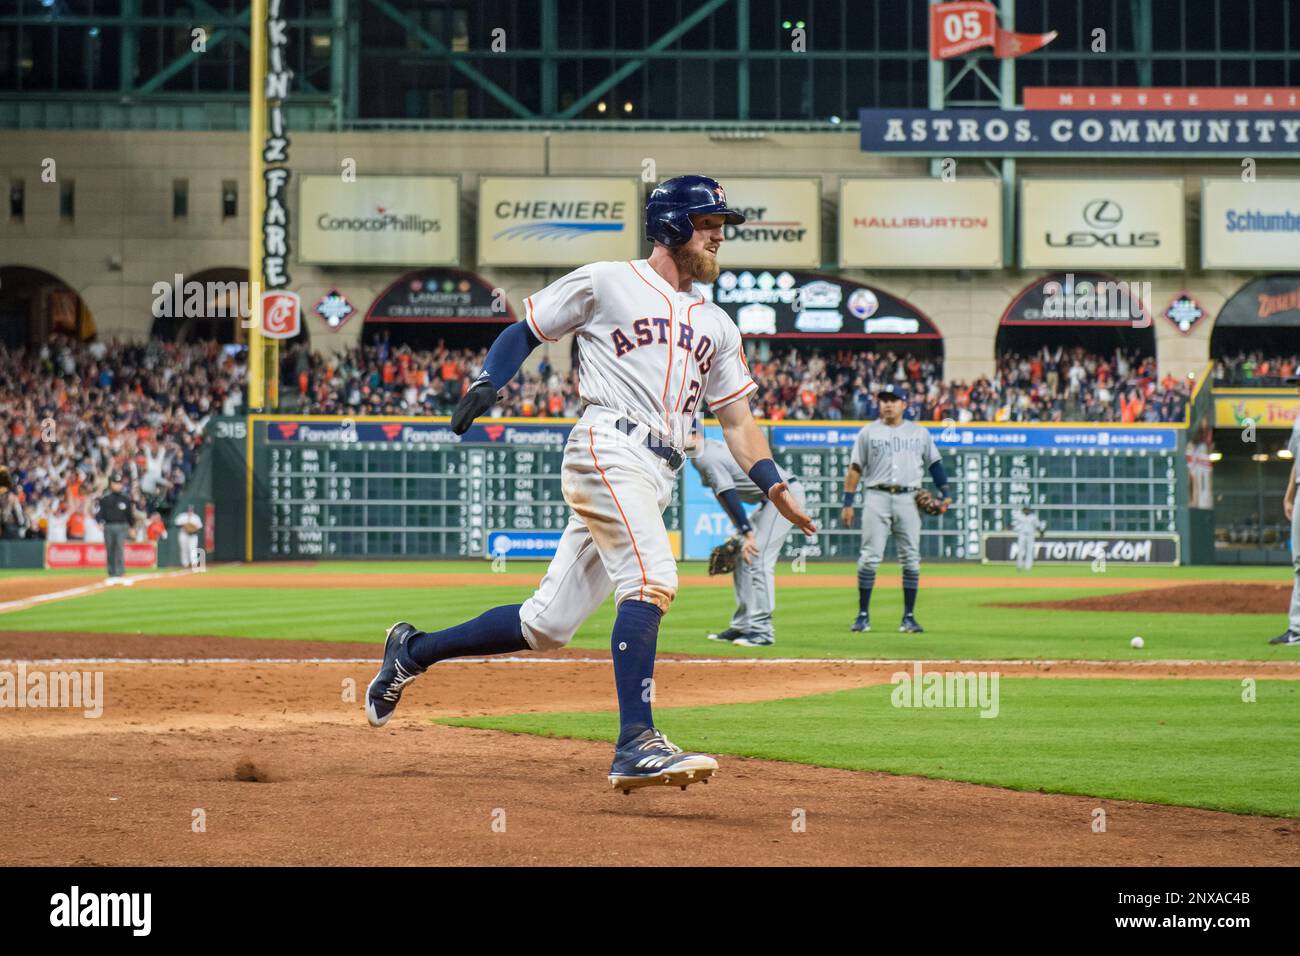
[877,385,908,402]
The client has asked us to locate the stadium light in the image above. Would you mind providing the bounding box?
[623,101,633,113]
[1279,449,1294,460]
[596,101,607,113]
[1251,453,1270,462]
[1209,452,1223,462]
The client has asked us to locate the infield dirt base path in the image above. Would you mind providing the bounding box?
[0,652,1296,866]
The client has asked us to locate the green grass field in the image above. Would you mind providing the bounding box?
[444,679,1300,817]
[3,561,1296,817]
[0,561,1292,661]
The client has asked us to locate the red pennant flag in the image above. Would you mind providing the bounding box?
[993,26,1058,59]
[930,1,1056,60]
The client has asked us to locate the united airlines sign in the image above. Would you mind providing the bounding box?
[859,109,1300,156]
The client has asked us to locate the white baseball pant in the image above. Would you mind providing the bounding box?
[519,407,679,651]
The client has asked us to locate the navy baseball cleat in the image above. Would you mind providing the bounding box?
[1268,629,1300,645]
[900,613,925,634]
[734,633,774,647]
[609,728,718,794]
[850,612,871,632]
[707,627,743,642]
[365,622,426,727]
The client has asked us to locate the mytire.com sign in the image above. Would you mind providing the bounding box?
[298,176,460,266]
[477,177,641,267]
[982,533,1180,565]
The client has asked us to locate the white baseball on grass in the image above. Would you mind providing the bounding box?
[1130,636,1144,649]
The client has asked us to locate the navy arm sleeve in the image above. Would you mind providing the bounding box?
[717,488,752,534]
[928,460,950,497]
[481,322,542,390]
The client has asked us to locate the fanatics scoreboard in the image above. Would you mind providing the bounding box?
[241,416,1186,564]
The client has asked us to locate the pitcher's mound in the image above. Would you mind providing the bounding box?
[998,582,1291,615]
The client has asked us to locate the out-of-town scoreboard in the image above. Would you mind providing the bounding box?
[239,417,1186,564]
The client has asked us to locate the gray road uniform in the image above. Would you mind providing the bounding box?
[692,437,803,641]
[849,420,942,595]
[1011,509,1047,572]
[1288,415,1300,635]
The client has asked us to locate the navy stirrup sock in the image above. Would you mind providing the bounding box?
[902,569,919,615]
[611,599,661,747]
[405,603,529,668]
[857,567,876,613]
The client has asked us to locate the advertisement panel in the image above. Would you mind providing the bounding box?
[839,178,1003,269]
[477,177,641,267]
[709,177,820,268]
[1001,272,1150,328]
[1201,179,1300,270]
[1024,87,1300,110]
[859,108,1300,155]
[1020,179,1185,269]
[981,533,1180,565]
[707,270,939,340]
[365,268,515,324]
[1213,396,1300,429]
[1214,275,1300,328]
[298,175,460,266]
[771,423,1180,450]
[45,542,157,570]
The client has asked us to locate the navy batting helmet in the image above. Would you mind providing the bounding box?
[645,175,745,247]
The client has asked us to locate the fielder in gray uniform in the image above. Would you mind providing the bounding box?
[1270,373,1300,646]
[1011,506,1047,572]
[689,433,804,647]
[840,385,950,634]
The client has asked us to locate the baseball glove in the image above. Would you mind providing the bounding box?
[708,535,743,576]
[914,489,949,516]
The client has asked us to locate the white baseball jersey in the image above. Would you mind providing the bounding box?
[523,259,756,447]
[849,420,940,488]
[1012,511,1046,536]
[517,259,757,650]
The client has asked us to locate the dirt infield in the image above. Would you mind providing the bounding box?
[998,583,1292,615]
[0,642,1297,865]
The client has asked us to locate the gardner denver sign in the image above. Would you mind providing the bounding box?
[858,109,1300,155]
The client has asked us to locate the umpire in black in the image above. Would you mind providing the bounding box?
[97,472,133,582]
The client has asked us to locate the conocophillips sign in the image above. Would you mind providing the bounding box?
[707,177,821,268]
[1020,179,1185,269]
[839,177,1003,268]
[477,177,641,267]
[1201,178,1300,270]
[298,175,460,266]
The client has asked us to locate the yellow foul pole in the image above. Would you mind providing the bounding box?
[247,0,267,410]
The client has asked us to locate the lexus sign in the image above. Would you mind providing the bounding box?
[1020,178,1185,269]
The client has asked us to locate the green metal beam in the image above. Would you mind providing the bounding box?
[557,0,733,119]
[134,5,250,95]
[1132,0,1154,86]
[367,0,534,119]
[541,0,557,117]
[119,0,139,93]
[736,0,749,120]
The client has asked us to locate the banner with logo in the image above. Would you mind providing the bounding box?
[298,175,459,266]
[1025,87,1300,111]
[1214,396,1300,429]
[709,177,820,268]
[859,109,1300,155]
[706,271,939,339]
[839,178,1002,268]
[365,268,515,324]
[981,533,1180,565]
[1020,179,1184,269]
[1214,275,1300,328]
[45,542,157,570]
[1001,272,1150,327]
[772,423,1179,451]
[477,177,641,267]
[929,1,1057,60]
[1201,179,1300,270]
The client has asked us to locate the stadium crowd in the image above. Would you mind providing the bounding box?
[1212,352,1300,386]
[1,336,1196,542]
[0,337,243,541]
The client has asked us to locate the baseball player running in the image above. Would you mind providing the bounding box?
[364,175,817,792]
[1270,373,1300,646]
[689,431,804,647]
[1011,505,1046,572]
[840,385,950,634]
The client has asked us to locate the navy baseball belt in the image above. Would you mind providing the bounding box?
[869,484,919,494]
[614,416,685,470]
